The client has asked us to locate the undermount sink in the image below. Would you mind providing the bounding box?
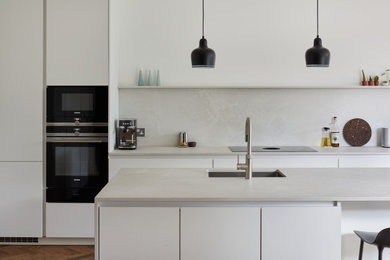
[208,170,286,178]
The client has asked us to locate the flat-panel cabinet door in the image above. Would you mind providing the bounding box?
[46,0,108,85]
[213,156,338,168]
[262,206,341,260]
[0,162,42,237]
[181,207,260,260]
[339,156,390,168]
[46,203,94,238]
[99,207,179,260]
[0,0,43,161]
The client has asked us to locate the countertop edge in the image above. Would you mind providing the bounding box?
[109,146,390,157]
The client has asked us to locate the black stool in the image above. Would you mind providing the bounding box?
[354,228,390,260]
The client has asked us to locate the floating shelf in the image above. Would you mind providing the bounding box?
[118,85,390,89]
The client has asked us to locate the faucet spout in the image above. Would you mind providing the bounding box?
[237,117,253,179]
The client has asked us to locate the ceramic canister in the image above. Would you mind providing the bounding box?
[381,128,390,148]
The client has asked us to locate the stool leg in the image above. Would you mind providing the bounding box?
[358,239,364,260]
[378,246,384,260]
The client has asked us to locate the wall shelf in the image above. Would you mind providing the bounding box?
[118,85,390,90]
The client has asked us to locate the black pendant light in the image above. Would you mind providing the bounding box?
[305,0,330,67]
[191,0,216,68]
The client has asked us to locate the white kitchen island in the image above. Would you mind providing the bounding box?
[95,168,390,260]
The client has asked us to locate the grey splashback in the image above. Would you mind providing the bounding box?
[119,88,390,147]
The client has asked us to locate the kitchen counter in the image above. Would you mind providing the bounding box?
[95,168,390,202]
[109,146,390,157]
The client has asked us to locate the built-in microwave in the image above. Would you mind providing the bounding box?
[46,86,108,123]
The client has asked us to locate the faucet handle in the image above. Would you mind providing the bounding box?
[236,155,247,170]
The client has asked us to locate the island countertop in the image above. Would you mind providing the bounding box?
[95,168,390,203]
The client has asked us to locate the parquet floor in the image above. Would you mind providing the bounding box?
[0,245,94,260]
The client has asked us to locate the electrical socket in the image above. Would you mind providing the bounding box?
[137,128,145,137]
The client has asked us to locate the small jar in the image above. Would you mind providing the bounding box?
[321,127,331,147]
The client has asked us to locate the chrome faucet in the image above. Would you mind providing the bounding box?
[237,117,253,179]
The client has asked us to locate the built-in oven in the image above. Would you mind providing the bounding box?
[46,135,108,203]
[46,86,108,123]
[46,85,108,203]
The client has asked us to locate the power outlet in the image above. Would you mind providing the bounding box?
[137,128,145,137]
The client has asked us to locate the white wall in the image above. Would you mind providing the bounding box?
[113,0,390,147]
[115,0,390,86]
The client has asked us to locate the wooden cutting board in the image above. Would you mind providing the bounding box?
[342,118,372,146]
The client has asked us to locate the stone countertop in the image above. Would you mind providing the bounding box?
[109,146,390,157]
[95,168,390,202]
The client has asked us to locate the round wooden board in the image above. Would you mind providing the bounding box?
[343,118,372,146]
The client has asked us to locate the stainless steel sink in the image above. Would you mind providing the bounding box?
[208,170,286,178]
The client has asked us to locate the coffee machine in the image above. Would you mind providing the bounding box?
[116,119,137,150]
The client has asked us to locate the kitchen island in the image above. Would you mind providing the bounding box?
[95,168,390,260]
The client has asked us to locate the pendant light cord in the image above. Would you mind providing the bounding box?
[202,0,205,38]
[317,0,319,37]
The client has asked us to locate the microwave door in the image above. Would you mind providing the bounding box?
[46,86,108,122]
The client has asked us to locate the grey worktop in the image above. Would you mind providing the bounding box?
[95,168,390,203]
[109,146,390,157]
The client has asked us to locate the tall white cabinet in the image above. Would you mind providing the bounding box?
[45,0,109,238]
[0,0,43,237]
[46,0,109,85]
[0,0,43,162]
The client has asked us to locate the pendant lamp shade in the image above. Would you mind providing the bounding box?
[306,37,330,67]
[305,0,330,67]
[191,0,216,68]
[191,37,216,68]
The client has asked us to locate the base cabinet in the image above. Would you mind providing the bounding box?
[46,203,94,238]
[99,207,179,260]
[181,207,260,260]
[262,207,341,260]
[97,205,340,260]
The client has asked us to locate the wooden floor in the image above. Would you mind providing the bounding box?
[0,245,94,260]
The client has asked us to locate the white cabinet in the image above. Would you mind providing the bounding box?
[181,207,260,260]
[97,205,341,260]
[99,207,179,260]
[109,157,213,179]
[0,0,43,161]
[46,203,94,238]
[262,206,341,260]
[46,0,109,85]
[339,156,390,168]
[0,162,42,237]
[214,156,339,168]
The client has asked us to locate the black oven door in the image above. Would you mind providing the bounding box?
[46,137,108,202]
[46,86,108,123]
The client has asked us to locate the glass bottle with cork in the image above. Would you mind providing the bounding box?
[330,116,340,147]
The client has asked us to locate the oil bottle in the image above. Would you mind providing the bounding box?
[321,127,331,147]
[330,116,340,147]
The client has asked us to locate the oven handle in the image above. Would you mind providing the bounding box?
[46,137,108,143]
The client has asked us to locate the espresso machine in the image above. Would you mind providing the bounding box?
[116,119,137,150]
